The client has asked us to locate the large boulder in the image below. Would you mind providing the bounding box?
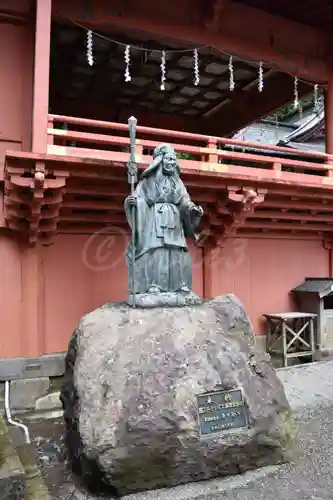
[60,295,297,498]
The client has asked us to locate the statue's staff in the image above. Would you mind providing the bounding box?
[127,116,138,308]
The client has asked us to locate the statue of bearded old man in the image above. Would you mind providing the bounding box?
[124,144,203,297]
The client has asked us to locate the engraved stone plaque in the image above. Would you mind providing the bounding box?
[197,388,249,436]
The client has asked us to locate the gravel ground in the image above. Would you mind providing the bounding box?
[25,361,333,500]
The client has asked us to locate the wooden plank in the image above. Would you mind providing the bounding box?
[263,189,333,200]
[5,150,333,197]
[245,221,333,231]
[250,211,333,222]
[238,231,320,240]
[60,213,125,224]
[262,200,333,211]
[0,353,65,381]
[58,225,129,235]
[63,199,123,211]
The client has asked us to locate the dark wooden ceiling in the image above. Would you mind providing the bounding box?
[50,22,268,121]
[235,0,333,30]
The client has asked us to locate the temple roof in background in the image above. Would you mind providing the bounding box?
[233,99,325,153]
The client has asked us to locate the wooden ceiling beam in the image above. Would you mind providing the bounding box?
[54,0,328,83]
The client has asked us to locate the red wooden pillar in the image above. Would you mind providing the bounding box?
[21,246,44,357]
[25,0,51,356]
[32,0,52,153]
[203,246,220,299]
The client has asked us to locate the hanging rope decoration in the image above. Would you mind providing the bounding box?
[160,50,166,90]
[274,114,279,142]
[258,61,264,92]
[228,55,235,91]
[78,21,324,106]
[293,76,299,109]
[313,83,319,112]
[86,30,94,66]
[124,45,131,82]
[193,49,200,86]
[293,76,304,118]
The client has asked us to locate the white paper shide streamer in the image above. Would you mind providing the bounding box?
[293,76,299,109]
[86,30,94,66]
[258,61,264,92]
[160,50,166,90]
[80,24,323,104]
[313,83,319,112]
[228,56,235,91]
[193,49,200,86]
[125,45,131,82]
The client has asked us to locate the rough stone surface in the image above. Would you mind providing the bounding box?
[10,378,50,410]
[60,294,296,498]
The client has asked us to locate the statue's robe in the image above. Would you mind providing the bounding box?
[125,167,200,294]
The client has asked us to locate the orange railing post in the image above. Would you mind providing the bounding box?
[207,138,218,164]
[47,117,54,147]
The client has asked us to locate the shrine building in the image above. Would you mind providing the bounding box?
[1,0,333,374]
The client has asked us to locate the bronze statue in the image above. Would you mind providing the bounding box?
[124,143,203,306]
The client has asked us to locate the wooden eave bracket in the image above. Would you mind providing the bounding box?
[196,186,267,248]
[213,187,267,247]
[4,161,69,245]
[323,238,333,250]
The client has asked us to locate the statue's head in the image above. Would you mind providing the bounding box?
[161,148,177,176]
[141,143,180,179]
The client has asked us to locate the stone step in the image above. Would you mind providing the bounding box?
[0,416,26,499]
[16,444,51,500]
[0,416,51,500]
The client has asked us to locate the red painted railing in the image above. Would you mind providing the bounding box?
[47,114,333,180]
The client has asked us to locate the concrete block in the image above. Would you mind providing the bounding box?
[10,378,50,410]
[35,391,62,412]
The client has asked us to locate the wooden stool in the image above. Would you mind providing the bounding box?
[264,312,317,367]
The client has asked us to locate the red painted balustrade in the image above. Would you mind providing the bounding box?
[4,113,333,245]
[47,114,333,187]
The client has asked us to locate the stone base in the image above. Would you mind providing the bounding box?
[61,294,296,497]
[127,291,202,308]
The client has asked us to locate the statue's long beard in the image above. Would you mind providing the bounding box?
[158,167,178,196]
